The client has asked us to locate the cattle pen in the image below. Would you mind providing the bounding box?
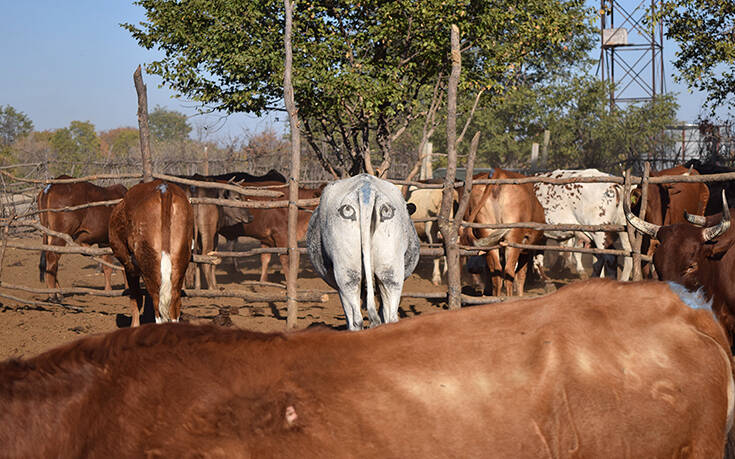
[4,160,735,331]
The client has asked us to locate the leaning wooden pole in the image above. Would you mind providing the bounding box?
[283,0,301,329]
[133,65,154,183]
[438,24,463,310]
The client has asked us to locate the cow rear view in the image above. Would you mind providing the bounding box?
[109,180,194,326]
[307,174,420,330]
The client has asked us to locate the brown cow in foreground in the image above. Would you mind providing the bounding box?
[37,176,127,302]
[2,279,732,457]
[462,168,546,296]
[108,180,194,326]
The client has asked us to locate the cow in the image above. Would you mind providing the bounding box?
[183,177,257,289]
[36,176,127,302]
[533,169,632,281]
[633,165,710,277]
[684,159,735,215]
[307,174,420,330]
[180,170,286,289]
[208,168,287,184]
[218,181,322,284]
[1,279,733,458]
[403,180,456,285]
[108,180,195,326]
[626,190,735,347]
[462,168,545,296]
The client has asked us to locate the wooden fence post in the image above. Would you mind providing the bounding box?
[283,0,301,329]
[625,162,650,281]
[133,65,154,183]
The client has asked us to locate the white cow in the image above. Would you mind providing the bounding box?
[307,174,421,330]
[534,169,632,281]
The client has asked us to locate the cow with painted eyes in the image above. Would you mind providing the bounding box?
[306,174,420,331]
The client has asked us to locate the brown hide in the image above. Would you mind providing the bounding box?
[644,165,710,226]
[1,279,732,457]
[462,168,545,296]
[186,182,252,289]
[218,181,322,283]
[36,176,127,301]
[635,166,710,278]
[108,180,194,326]
[651,210,735,346]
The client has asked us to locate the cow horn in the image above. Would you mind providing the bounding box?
[684,211,707,226]
[623,186,660,237]
[685,165,693,176]
[702,190,730,241]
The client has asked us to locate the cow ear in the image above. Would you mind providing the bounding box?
[406,203,417,215]
[705,237,735,259]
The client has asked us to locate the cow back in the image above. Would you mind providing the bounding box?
[1,279,731,457]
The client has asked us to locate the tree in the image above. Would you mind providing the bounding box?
[653,0,735,113]
[49,121,101,170]
[149,106,191,142]
[0,105,33,161]
[124,0,593,176]
[100,127,140,159]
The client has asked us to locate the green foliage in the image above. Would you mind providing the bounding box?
[149,106,191,142]
[652,0,735,113]
[49,121,101,173]
[0,105,34,161]
[100,127,140,158]
[124,0,594,175]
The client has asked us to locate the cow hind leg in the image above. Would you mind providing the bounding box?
[335,269,363,331]
[43,249,63,303]
[376,271,402,324]
[260,250,272,283]
[484,249,503,296]
[101,255,115,291]
[125,273,143,327]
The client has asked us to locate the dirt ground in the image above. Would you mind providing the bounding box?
[0,234,582,360]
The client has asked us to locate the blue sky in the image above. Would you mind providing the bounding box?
[0,1,723,143]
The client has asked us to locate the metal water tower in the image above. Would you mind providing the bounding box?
[599,0,665,111]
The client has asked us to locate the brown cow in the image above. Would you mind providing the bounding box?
[185,179,254,289]
[633,165,710,277]
[108,180,194,326]
[219,181,322,284]
[462,168,545,296]
[627,191,735,347]
[1,279,733,457]
[36,176,127,302]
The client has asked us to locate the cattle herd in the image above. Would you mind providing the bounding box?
[3,163,735,457]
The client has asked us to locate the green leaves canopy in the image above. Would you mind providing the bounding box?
[654,0,735,114]
[124,0,593,175]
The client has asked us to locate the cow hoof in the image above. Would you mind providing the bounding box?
[431,279,441,286]
[46,295,62,304]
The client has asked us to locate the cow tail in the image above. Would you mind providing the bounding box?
[158,183,173,322]
[358,183,379,326]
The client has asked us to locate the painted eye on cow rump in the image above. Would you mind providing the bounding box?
[379,203,395,222]
[338,204,356,221]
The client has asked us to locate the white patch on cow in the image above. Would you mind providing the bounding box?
[155,316,163,324]
[285,405,298,425]
[159,251,173,322]
[156,183,168,193]
[43,184,51,194]
[666,281,713,313]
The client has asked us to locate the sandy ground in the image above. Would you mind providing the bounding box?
[0,234,582,360]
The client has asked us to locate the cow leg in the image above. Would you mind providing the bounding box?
[44,238,64,303]
[514,254,531,296]
[97,255,113,291]
[125,272,143,327]
[278,253,292,285]
[260,248,272,283]
[572,237,588,278]
[503,247,521,297]
[334,269,363,331]
[617,231,632,281]
[376,274,402,324]
[484,249,503,296]
[590,232,609,278]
